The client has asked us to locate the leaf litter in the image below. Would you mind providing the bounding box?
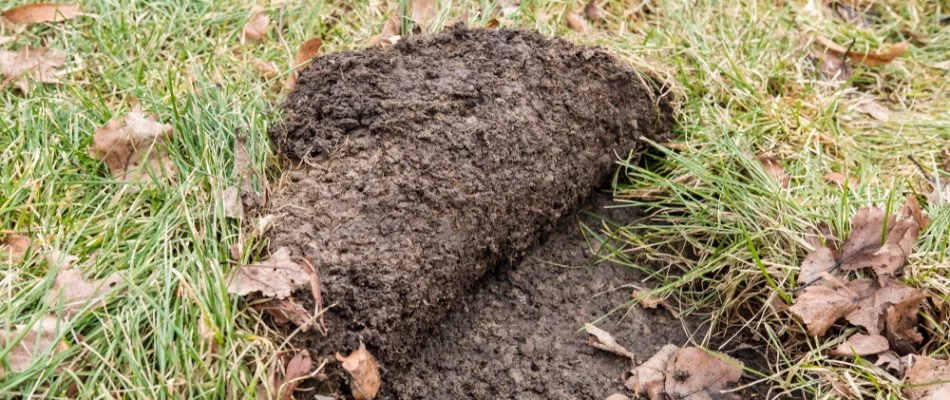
[584,324,636,360]
[88,104,176,182]
[241,6,269,43]
[264,350,313,400]
[625,344,743,400]
[0,46,67,92]
[336,342,381,400]
[2,3,80,25]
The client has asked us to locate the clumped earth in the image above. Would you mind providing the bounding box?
[267,26,673,397]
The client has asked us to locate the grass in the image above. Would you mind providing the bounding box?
[0,0,947,398]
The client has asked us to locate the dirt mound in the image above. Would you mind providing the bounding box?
[267,26,672,396]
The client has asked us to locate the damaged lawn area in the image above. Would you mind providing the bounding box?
[1,1,949,400]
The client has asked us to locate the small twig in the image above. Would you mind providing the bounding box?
[791,260,842,293]
[908,155,934,183]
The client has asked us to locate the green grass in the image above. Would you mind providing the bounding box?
[0,0,948,398]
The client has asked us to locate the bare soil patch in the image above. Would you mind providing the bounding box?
[266,26,673,397]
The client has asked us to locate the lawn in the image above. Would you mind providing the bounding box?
[1,0,948,399]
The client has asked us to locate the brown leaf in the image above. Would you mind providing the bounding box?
[0,46,67,92]
[0,315,69,374]
[814,36,909,67]
[756,154,789,188]
[336,342,381,400]
[46,268,124,316]
[227,247,310,299]
[565,12,587,33]
[790,285,860,336]
[584,324,636,360]
[664,347,743,400]
[926,180,950,207]
[1,233,32,262]
[875,350,908,374]
[241,7,269,43]
[372,15,401,47]
[824,172,859,189]
[885,291,929,354]
[411,0,435,31]
[905,356,950,400]
[253,298,313,332]
[625,344,677,400]
[273,350,312,400]
[285,37,322,91]
[845,278,926,335]
[605,394,630,400]
[584,1,606,22]
[627,345,743,400]
[830,333,889,356]
[632,288,662,309]
[88,105,176,181]
[818,50,853,81]
[250,58,278,79]
[2,3,80,25]
[798,246,836,284]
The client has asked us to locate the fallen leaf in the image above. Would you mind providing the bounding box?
[285,37,322,91]
[88,105,176,181]
[222,186,243,219]
[926,179,949,207]
[845,278,925,335]
[884,291,929,354]
[632,288,663,309]
[227,247,310,299]
[831,333,889,356]
[0,315,69,374]
[1,233,31,262]
[241,7,269,43]
[790,284,860,336]
[2,3,80,25]
[798,246,836,284]
[756,154,789,188]
[370,15,401,48]
[252,298,313,332]
[664,347,743,400]
[818,51,853,81]
[814,36,909,67]
[626,345,743,400]
[584,1,605,22]
[905,356,950,400]
[336,342,381,400]
[0,46,67,92]
[824,172,859,189]
[249,58,278,79]
[875,350,908,374]
[584,324,636,360]
[45,249,77,269]
[273,350,312,400]
[411,0,435,31]
[605,394,630,400]
[46,268,124,316]
[858,99,890,122]
[625,344,676,399]
[565,12,587,33]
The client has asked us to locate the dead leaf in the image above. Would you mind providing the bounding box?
[584,324,636,360]
[884,291,929,354]
[926,179,949,207]
[411,0,435,31]
[858,99,890,122]
[756,154,789,188]
[285,37,322,91]
[814,36,909,67]
[664,347,743,400]
[336,342,381,400]
[370,15,401,48]
[798,246,836,284]
[625,344,676,399]
[565,12,587,33]
[222,186,243,219]
[0,46,67,91]
[2,3,80,25]
[250,58,278,79]
[88,105,176,181]
[790,284,860,336]
[272,350,312,400]
[46,268,124,316]
[831,333,889,356]
[584,1,605,22]
[824,172,859,189]
[0,315,69,374]
[606,394,630,400]
[845,278,925,335]
[1,233,31,262]
[818,51,853,81]
[905,356,950,400]
[241,7,269,43]
[626,345,743,400]
[227,247,310,299]
[875,350,908,374]
[253,298,313,332]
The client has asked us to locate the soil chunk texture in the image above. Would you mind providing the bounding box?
[267,26,672,395]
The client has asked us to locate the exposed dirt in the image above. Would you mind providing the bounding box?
[385,194,686,399]
[267,26,673,397]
